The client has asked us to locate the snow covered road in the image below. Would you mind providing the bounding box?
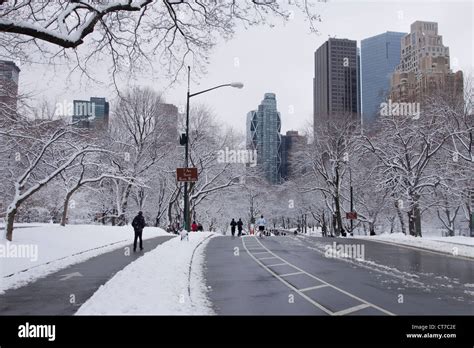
[205,235,474,315]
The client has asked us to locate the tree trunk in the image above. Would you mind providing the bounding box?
[408,203,422,237]
[60,190,76,227]
[395,200,406,235]
[369,221,376,236]
[117,183,133,226]
[334,195,343,236]
[6,207,17,241]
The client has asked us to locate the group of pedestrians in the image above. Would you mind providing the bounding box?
[229,215,267,238]
[131,210,272,253]
[229,218,244,237]
[191,221,204,232]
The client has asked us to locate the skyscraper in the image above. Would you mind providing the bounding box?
[247,93,282,184]
[157,103,178,145]
[72,97,109,129]
[361,31,406,125]
[390,21,463,103]
[280,130,307,180]
[313,38,360,131]
[0,60,20,119]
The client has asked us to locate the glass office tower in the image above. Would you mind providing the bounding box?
[361,31,406,125]
[247,93,282,184]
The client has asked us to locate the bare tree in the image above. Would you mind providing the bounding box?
[0,1,320,81]
[0,118,108,240]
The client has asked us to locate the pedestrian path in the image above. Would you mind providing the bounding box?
[0,235,174,315]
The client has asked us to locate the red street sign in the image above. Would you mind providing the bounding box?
[176,168,198,182]
[346,212,358,220]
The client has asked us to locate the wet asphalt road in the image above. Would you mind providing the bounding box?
[0,235,174,315]
[204,235,474,315]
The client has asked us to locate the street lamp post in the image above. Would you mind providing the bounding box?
[182,66,243,231]
[349,166,354,236]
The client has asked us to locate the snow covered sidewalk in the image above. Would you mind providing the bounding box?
[76,232,216,315]
[1,224,169,293]
[354,233,474,259]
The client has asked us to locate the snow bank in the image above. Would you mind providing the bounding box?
[76,232,216,315]
[0,224,169,293]
[355,233,474,258]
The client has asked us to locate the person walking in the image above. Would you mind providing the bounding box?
[191,221,198,232]
[237,218,244,237]
[256,215,266,238]
[230,218,237,237]
[131,211,146,252]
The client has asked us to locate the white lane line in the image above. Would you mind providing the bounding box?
[266,263,289,267]
[350,238,474,262]
[242,237,333,315]
[253,251,271,255]
[258,256,278,260]
[280,271,304,277]
[295,237,426,287]
[333,303,371,316]
[299,284,329,292]
[247,237,394,316]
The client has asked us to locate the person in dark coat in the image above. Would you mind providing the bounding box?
[132,211,146,252]
[237,218,244,237]
[230,218,237,237]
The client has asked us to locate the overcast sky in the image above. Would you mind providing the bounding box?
[18,0,474,134]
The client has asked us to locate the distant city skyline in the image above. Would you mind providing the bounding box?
[12,1,474,134]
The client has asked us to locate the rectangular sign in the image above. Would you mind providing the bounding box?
[176,168,198,182]
[346,212,358,220]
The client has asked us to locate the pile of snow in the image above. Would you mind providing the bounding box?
[0,223,169,293]
[355,233,474,258]
[76,232,216,315]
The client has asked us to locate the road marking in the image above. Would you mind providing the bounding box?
[258,256,278,260]
[299,284,329,292]
[253,251,271,255]
[266,263,289,267]
[279,271,304,277]
[348,237,474,262]
[242,237,333,315]
[242,236,394,316]
[58,272,83,281]
[333,303,371,316]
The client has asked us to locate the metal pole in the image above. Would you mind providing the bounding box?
[183,66,191,231]
[350,167,354,235]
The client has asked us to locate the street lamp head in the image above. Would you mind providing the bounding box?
[230,82,244,89]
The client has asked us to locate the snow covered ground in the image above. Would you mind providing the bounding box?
[76,232,216,315]
[0,223,169,293]
[354,233,474,258]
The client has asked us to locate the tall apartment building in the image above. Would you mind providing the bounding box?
[281,130,307,180]
[0,60,20,119]
[157,102,178,145]
[390,21,463,103]
[72,97,109,129]
[313,38,360,132]
[247,93,282,184]
[361,31,406,125]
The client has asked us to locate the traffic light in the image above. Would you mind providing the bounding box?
[179,133,187,146]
